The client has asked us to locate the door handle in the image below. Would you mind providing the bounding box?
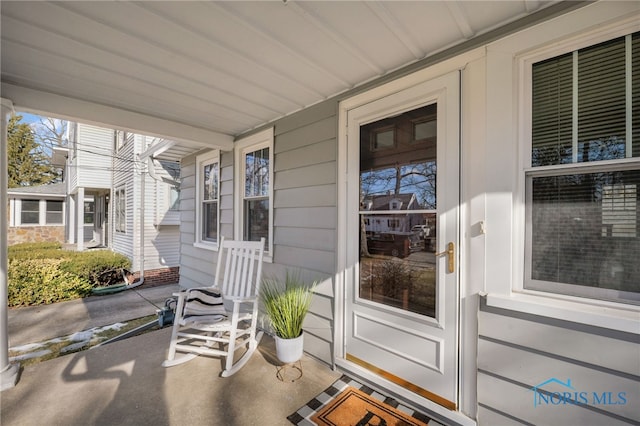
[435,242,455,273]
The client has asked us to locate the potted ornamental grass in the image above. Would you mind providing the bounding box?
[260,271,316,363]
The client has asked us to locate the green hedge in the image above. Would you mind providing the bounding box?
[8,242,67,260]
[8,243,132,307]
[60,251,131,287]
[8,258,93,307]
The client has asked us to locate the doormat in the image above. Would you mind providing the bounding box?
[287,375,443,426]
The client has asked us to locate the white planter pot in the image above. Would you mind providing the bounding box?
[274,333,304,364]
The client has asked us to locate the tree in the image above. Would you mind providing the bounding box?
[7,115,59,188]
[32,116,68,152]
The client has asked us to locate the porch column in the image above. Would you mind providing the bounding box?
[1,98,20,390]
[68,194,75,244]
[76,187,84,251]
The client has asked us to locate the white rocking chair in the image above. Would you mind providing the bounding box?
[162,237,265,377]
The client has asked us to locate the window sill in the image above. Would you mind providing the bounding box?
[193,241,273,263]
[483,292,640,335]
[193,242,219,251]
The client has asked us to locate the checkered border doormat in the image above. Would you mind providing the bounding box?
[287,374,444,426]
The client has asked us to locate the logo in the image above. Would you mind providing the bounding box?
[531,378,627,408]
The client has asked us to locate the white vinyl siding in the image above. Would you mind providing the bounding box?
[111,131,136,261]
[111,134,180,271]
[478,304,639,425]
[71,124,113,191]
[178,151,232,289]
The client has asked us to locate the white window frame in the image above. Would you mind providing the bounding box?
[519,24,640,303]
[195,150,220,250]
[10,198,65,226]
[45,200,64,225]
[480,8,640,335]
[19,199,41,225]
[113,187,126,233]
[115,130,127,152]
[484,17,640,334]
[234,128,273,260]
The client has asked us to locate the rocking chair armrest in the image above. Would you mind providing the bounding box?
[223,296,258,304]
[173,286,221,297]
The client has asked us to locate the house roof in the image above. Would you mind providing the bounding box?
[0,1,589,159]
[364,193,416,211]
[7,182,66,198]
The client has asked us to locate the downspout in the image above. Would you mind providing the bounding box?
[125,151,145,290]
[1,98,19,390]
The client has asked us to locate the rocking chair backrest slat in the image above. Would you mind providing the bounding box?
[217,237,265,299]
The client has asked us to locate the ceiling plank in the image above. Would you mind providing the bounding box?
[213,1,351,88]
[286,1,384,76]
[445,2,475,39]
[365,2,424,61]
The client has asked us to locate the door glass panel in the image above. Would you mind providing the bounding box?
[359,104,437,317]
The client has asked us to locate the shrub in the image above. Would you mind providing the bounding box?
[370,259,414,301]
[60,251,131,287]
[9,242,67,260]
[7,245,133,307]
[8,258,93,307]
[9,242,63,252]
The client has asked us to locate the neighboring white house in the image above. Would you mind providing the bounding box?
[109,129,181,284]
[361,193,422,234]
[8,121,182,285]
[140,4,639,426]
[64,122,112,249]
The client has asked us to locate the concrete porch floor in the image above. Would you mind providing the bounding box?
[1,329,342,425]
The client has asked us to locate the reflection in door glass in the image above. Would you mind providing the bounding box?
[359,104,437,317]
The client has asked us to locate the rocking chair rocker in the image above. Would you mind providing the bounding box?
[162,237,265,377]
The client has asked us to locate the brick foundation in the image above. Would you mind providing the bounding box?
[129,266,180,288]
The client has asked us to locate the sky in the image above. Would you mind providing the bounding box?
[15,111,43,125]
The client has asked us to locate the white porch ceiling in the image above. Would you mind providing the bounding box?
[1,1,581,152]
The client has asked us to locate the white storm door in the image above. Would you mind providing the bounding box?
[343,71,460,410]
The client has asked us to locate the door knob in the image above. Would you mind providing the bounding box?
[435,242,455,273]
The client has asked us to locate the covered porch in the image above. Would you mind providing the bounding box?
[6,3,637,426]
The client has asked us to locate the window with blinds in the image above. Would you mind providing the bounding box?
[526,32,640,304]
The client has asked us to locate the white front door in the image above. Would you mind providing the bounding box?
[341,71,460,410]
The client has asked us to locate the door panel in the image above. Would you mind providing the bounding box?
[343,71,460,409]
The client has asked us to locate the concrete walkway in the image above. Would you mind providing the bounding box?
[8,284,181,347]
